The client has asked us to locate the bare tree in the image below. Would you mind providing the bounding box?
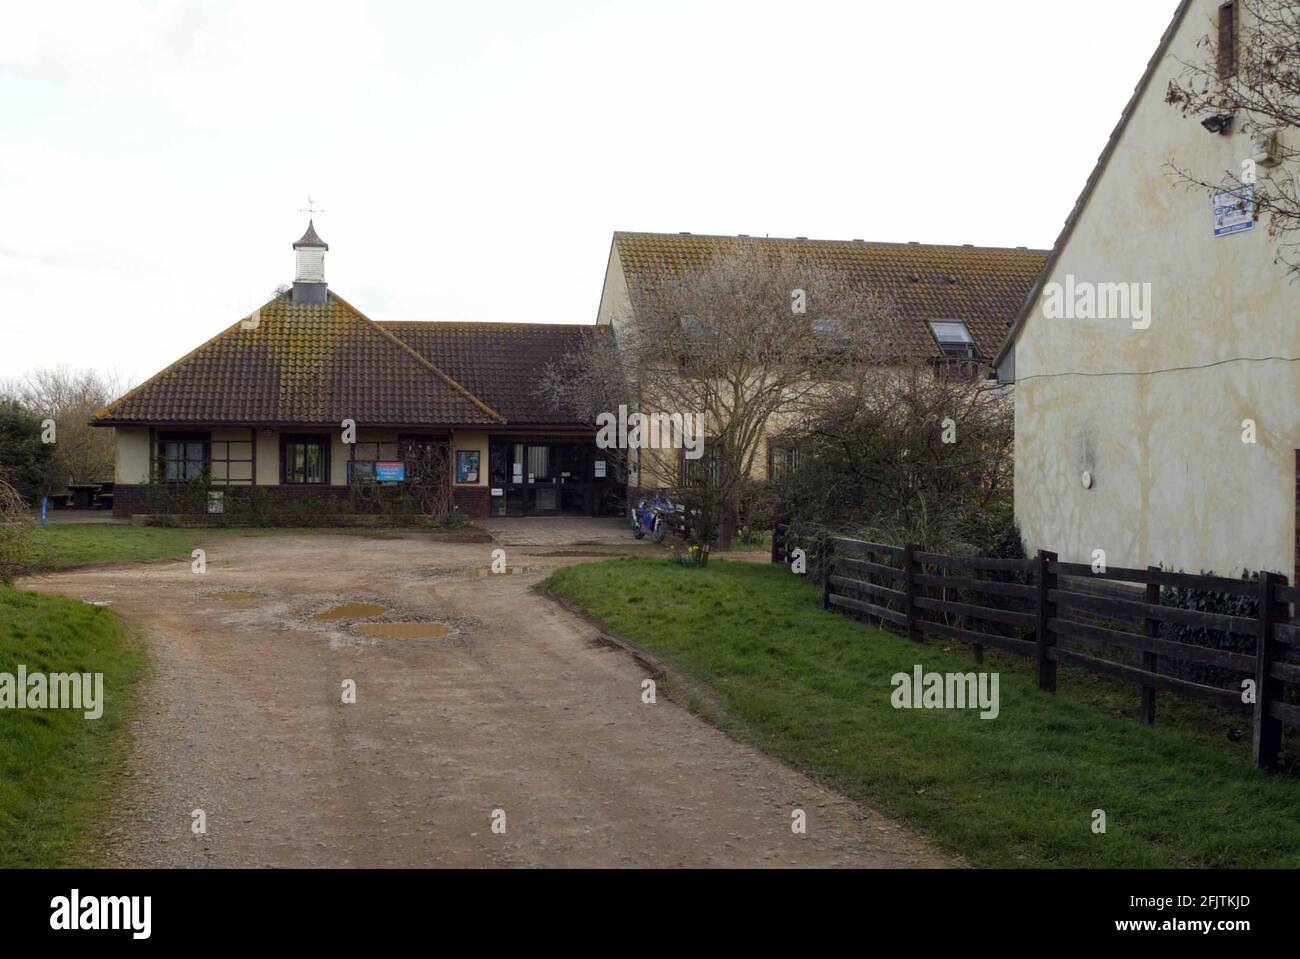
[0,366,127,491]
[540,243,905,556]
[0,476,37,584]
[1166,0,1300,274]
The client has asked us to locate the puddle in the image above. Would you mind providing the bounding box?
[355,622,450,640]
[463,566,535,577]
[314,602,388,621]
[209,592,259,601]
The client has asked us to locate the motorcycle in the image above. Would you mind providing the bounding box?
[631,496,675,544]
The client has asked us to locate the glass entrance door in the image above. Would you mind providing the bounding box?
[526,444,559,513]
[489,438,619,516]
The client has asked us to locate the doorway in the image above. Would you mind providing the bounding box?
[488,438,622,517]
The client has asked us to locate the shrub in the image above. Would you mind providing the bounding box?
[0,478,37,584]
[0,403,54,501]
[1160,569,1262,688]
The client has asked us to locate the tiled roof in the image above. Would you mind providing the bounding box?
[613,232,1049,360]
[93,292,504,427]
[379,321,602,425]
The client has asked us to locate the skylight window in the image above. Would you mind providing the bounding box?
[928,320,977,357]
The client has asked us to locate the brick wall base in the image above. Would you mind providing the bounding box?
[452,487,490,519]
[113,484,455,522]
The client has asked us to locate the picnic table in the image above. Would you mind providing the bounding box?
[66,483,102,509]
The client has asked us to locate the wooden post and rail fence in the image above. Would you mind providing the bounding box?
[771,524,1300,769]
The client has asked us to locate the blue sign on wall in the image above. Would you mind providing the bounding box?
[375,461,406,483]
[1213,185,1254,237]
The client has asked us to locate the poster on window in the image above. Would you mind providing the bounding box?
[594,459,606,478]
[456,450,480,484]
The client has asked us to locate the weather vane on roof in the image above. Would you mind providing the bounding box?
[300,196,324,217]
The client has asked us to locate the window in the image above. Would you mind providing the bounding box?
[680,440,720,488]
[156,433,209,482]
[526,445,553,482]
[349,440,399,484]
[928,320,978,358]
[209,435,254,486]
[1218,2,1237,79]
[281,435,329,485]
[769,442,803,482]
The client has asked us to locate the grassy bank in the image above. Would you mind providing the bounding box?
[31,525,201,571]
[0,585,143,867]
[545,556,1300,868]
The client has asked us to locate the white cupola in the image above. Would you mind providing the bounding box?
[292,220,328,304]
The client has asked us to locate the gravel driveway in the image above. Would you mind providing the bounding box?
[23,528,951,868]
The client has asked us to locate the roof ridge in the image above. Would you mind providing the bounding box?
[613,230,1050,254]
[330,292,506,424]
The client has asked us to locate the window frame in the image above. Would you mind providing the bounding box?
[927,319,979,358]
[767,439,803,483]
[1218,1,1237,79]
[208,432,255,486]
[678,438,720,489]
[155,431,210,483]
[280,433,331,486]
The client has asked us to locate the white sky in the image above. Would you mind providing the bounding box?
[0,0,1180,386]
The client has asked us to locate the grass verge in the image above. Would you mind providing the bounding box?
[544,556,1300,868]
[30,525,202,571]
[27,523,493,573]
[0,585,143,867]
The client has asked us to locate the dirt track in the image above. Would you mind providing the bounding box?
[23,527,952,868]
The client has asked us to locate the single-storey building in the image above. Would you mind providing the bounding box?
[95,222,623,519]
[994,0,1300,582]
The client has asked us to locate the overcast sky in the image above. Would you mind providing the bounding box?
[0,0,1180,386]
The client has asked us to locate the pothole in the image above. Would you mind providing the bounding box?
[313,602,388,621]
[355,622,451,640]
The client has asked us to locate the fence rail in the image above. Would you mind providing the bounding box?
[770,526,1299,769]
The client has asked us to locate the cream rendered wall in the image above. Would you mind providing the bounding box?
[595,243,633,331]
[114,428,151,484]
[1013,0,1300,578]
[255,429,280,486]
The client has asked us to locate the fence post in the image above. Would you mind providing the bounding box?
[1140,566,1160,726]
[904,543,923,643]
[821,537,833,611]
[1035,550,1058,692]
[771,525,781,565]
[1253,571,1287,769]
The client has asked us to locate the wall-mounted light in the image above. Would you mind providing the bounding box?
[1081,470,1093,490]
[1201,113,1234,135]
